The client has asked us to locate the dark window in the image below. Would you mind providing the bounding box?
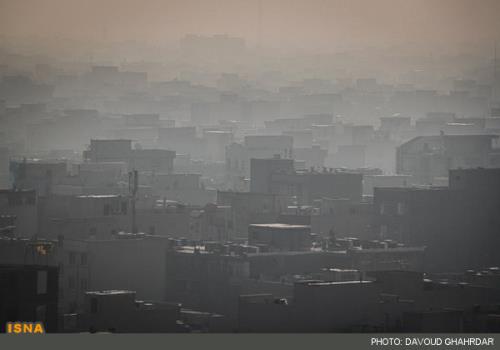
[26,194,36,205]
[69,252,76,265]
[7,194,22,206]
[90,298,98,313]
[121,202,128,214]
[68,276,75,289]
[81,253,87,266]
[103,204,110,216]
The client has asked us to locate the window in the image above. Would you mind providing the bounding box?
[380,225,388,239]
[68,276,75,289]
[36,305,46,323]
[7,194,23,206]
[37,270,47,294]
[397,202,405,215]
[121,201,128,215]
[69,252,76,265]
[103,204,110,216]
[80,253,87,266]
[90,298,98,314]
[26,195,36,205]
[81,278,88,290]
[379,203,385,215]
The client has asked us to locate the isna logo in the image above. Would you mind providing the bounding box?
[6,322,45,334]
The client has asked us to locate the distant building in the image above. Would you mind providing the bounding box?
[250,157,294,193]
[363,174,410,196]
[373,168,500,271]
[147,173,215,206]
[79,290,184,333]
[84,139,132,163]
[11,160,67,196]
[250,157,363,205]
[396,134,500,185]
[84,139,175,173]
[226,135,293,179]
[217,191,291,238]
[87,234,171,303]
[248,223,311,252]
[40,194,128,240]
[0,189,37,237]
[158,127,200,156]
[0,147,9,189]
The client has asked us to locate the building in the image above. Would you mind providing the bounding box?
[373,168,500,271]
[203,130,233,162]
[238,268,500,332]
[129,149,175,173]
[238,280,380,332]
[164,243,294,325]
[0,236,89,314]
[146,173,216,206]
[217,191,291,238]
[248,223,311,252]
[84,139,132,163]
[40,194,129,240]
[11,160,68,196]
[250,157,294,193]
[87,233,170,303]
[250,158,363,205]
[0,264,59,332]
[83,139,175,173]
[0,189,37,237]
[396,134,500,185]
[226,135,294,179]
[363,174,411,196]
[78,290,184,333]
[158,127,200,156]
[0,147,9,189]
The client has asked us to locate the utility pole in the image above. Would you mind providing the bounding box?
[129,170,138,234]
[495,42,498,103]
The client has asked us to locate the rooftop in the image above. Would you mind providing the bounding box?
[86,290,134,296]
[76,194,120,198]
[249,223,310,229]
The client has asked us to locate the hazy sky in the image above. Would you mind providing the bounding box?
[1,0,500,51]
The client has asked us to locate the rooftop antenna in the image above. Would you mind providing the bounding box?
[494,41,498,103]
[495,42,498,81]
[128,169,138,234]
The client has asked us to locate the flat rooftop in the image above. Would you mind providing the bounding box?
[304,280,373,287]
[249,223,310,229]
[86,290,134,296]
[76,194,120,198]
